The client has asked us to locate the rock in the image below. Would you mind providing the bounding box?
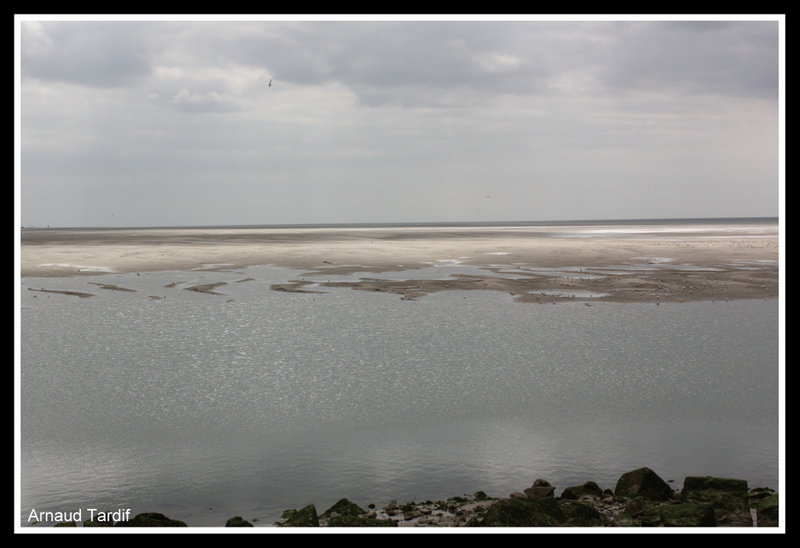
[640,502,718,527]
[54,521,77,527]
[680,476,752,526]
[509,492,527,499]
[614,467,674,501]
[561,481,604,501]
[623,496,649,517]
[328,514,397,527]
[225,516,253,527]
[560,501,605,526]
[476,497,564,527]
[524,478,556,499]
[748,486,775,506]
[756,493,779,527]
[279,505,319,527]
[320,498,366,520]
[682,476,748,497]
[115,512,188,527]
[524,485,555,498]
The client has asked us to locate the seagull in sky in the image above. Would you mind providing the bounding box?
[268,79,272,87]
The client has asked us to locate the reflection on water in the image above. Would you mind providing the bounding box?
[19,265,779,527]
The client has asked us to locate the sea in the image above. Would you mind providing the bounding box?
[17,219,782,528]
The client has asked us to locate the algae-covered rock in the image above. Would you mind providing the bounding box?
[682,476,748,497]
[477,497,564,527]
[614,468,674,501]
[561,481,604,501]
[756,493,779,527]
[748,486,775,506]
[327,514,397,527]
[320,498,367,519]
[560,501,605,526]
[115,512,188,527]
[225,516,254,527]
[640,502,717,527]
[680,476,751,526]
[279,505,319,527]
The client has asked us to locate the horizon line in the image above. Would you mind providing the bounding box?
[19,215,779,231]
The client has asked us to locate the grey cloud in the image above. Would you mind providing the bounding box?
[208,21,554,106]
[215,20,778,108]
[595,21,778,100]
[21,21,158,88]
[21,19,778,105]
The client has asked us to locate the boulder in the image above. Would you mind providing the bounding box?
[680,476,752,526]
[225,516,254,527]
[682,476,748,497]
[524,478,556,499]
[115,512,188,527]
[279,505,319,527]
[560,501,605,526]
[614,468,674,501]
[477,497,564,527]
[640,502,718,527]
[320,498,366,520]
[560,481,604,501]
[748,486,775,506]
[755,493,779,527]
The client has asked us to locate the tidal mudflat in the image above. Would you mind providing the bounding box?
[20,219,778,304]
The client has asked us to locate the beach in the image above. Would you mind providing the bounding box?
[20,221,779,304]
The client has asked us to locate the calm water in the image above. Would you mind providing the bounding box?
[19,262,780,527]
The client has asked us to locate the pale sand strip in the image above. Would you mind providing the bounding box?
[20,224,779,303]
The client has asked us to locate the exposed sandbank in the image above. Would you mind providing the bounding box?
[20,223,779,304]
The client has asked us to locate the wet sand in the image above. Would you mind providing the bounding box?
[20,222,779,303]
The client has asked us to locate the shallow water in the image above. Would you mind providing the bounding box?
[19,265,780,527]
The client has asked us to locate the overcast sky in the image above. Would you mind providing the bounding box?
[16,15,783,227]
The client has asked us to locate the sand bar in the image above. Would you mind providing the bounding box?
[20,222,779,303]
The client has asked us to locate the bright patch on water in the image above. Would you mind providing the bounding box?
[38,263,116,273]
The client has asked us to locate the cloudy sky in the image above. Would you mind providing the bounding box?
[16,15,783,227]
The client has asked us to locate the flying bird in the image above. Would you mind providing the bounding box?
[268,79,272,87]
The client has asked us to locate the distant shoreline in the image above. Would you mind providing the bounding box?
[19,216,779,232]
